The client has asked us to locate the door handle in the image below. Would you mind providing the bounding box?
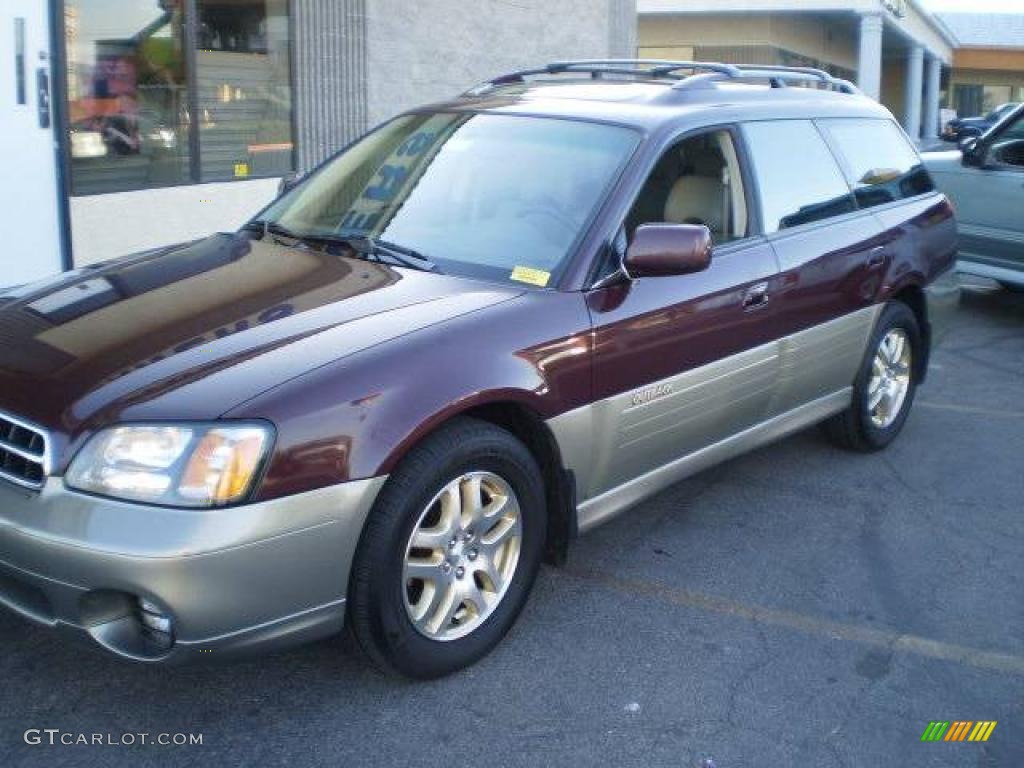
[36,64,51,129]
[866,246,887,269]
[14,18,26,105]
[742,282,769,311]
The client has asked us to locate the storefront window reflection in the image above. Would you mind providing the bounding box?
[64,0,293,194]
[66,0,190,193]
[197,0,293,181]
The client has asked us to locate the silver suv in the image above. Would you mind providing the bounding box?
[925,104,1024,289]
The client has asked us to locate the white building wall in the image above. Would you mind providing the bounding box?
[365,0,637,126]
[71,180,279,266]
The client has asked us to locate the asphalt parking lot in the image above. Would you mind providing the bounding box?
[1,280,1021,768]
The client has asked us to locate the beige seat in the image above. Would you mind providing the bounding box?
[663,175,726,235]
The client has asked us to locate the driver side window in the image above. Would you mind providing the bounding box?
[625,129,749,245]
[989,111,1024,169]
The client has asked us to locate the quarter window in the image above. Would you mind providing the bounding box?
[742,120,855,233]
[819,119,934,209]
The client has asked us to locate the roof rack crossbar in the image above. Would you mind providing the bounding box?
[546,59,741,77]
[463,59,744,95]
[673,63,861,94]
[464,59,861,96]
[732,64,833,80]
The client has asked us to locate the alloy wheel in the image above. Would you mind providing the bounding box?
[402,471,522,641]
[867,328,912,429]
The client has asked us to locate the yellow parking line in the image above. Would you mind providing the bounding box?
[564,569,1024,676]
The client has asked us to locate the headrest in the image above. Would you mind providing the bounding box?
[663,175,725,233]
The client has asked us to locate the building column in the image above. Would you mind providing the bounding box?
[608,0,638,59]
[903,45,924,140]
[858,13,884,101]
[923,54,942,141]
[293,0,369,172]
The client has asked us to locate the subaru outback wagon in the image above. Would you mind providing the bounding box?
[0,60,958,678]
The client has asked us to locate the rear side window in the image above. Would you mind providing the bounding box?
[819,119,934,208]
[742,120,855,233]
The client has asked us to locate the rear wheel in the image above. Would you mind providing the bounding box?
[823,302,921,452]
[348,418,545,678]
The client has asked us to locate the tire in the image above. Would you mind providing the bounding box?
[348,417,546,679]
[823,301,922,452]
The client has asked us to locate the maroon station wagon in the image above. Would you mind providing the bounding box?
[0,61,959,678]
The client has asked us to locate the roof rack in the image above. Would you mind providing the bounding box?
[676,63,860,94]
[464,59,860,96]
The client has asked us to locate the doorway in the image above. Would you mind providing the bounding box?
[1,0,66,287]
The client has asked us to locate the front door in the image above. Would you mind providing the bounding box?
[1,0,64,287]
[578,128,781,516]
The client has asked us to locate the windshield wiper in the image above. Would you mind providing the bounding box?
[338,234,440,273]
[243,221,439,273]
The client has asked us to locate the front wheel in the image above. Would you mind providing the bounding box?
[348,418,546,678]
[823,302,921,452]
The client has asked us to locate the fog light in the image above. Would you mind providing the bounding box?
[137,598,173,635]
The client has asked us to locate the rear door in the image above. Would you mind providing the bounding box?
[818,116,955,305]
[740,119,885,417]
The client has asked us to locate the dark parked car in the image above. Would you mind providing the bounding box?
[926,103,1024,289]
[942,102,1019,143]
[0,61,959,678]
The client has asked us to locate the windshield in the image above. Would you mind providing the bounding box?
[257,113,639,287]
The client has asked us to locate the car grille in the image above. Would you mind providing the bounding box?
[0,411,49,490]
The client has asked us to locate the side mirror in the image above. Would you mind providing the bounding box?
[959,137,983,166]
[624,223,713,278]
[278,171,302,196]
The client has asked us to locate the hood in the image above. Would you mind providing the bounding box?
[0,233,520,441]
[922,150,965,174]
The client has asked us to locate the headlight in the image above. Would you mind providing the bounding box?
[66,423,273,507]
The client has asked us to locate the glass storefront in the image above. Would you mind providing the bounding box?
[64,0,293,195]
[197,0,293,181]
[65,0,191,193]
[953,83,1018,119]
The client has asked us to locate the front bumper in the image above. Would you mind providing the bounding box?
[0,476,384,661]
